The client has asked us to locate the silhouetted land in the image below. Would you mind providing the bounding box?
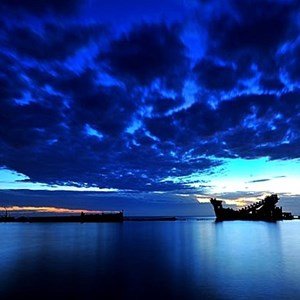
[0,211,124,223]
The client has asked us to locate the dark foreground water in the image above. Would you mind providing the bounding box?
[1,219,300,300]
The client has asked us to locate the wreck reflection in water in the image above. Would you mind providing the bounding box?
[0,220,299,299]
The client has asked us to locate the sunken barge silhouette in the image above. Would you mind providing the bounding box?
[0,211,124,223]
[210,194,293,221]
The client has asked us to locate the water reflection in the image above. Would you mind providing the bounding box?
[0,220,299,299]
[210,221,285,299]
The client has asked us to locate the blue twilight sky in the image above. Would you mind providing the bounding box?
[1,0,300,216]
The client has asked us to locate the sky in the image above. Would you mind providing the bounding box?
[1,0,300,216]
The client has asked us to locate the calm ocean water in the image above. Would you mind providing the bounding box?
[0,219,300,299]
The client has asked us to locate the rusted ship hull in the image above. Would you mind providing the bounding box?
[210,194,293,221]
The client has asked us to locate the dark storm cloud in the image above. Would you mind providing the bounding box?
[193,58,238,91]
[0,0,83,16]
[0,98,64,148]
[207,0,296,56]
[216,92,300,160]
[195,0,299,94]
[259,77,285,91]
[278,40,300,83]
[0,53,28,101]
[0,130,218,191]
[146,94,275,144]
[51,68,136,136]
[145,93,185,116]
[1,0,300,194]
[0,58,219,191]
[145,90,300,161]
[8,23,106,62]
[100,22,188,88]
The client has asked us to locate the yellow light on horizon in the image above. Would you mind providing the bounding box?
[0,206,107,214]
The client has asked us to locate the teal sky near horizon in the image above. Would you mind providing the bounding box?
[1,0,300,216]
[4,157,300,194]
[2,157,300,216]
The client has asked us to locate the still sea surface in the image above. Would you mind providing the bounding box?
[0,219,300,300]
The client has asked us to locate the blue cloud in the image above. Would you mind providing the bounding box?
[0,0,300,196]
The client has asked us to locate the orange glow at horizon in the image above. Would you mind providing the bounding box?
[0,206,112,214]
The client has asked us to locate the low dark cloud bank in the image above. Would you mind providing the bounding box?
[0,0,300,192]
[0,0,82,16]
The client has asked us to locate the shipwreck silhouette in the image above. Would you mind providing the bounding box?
[210,194,293,221]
